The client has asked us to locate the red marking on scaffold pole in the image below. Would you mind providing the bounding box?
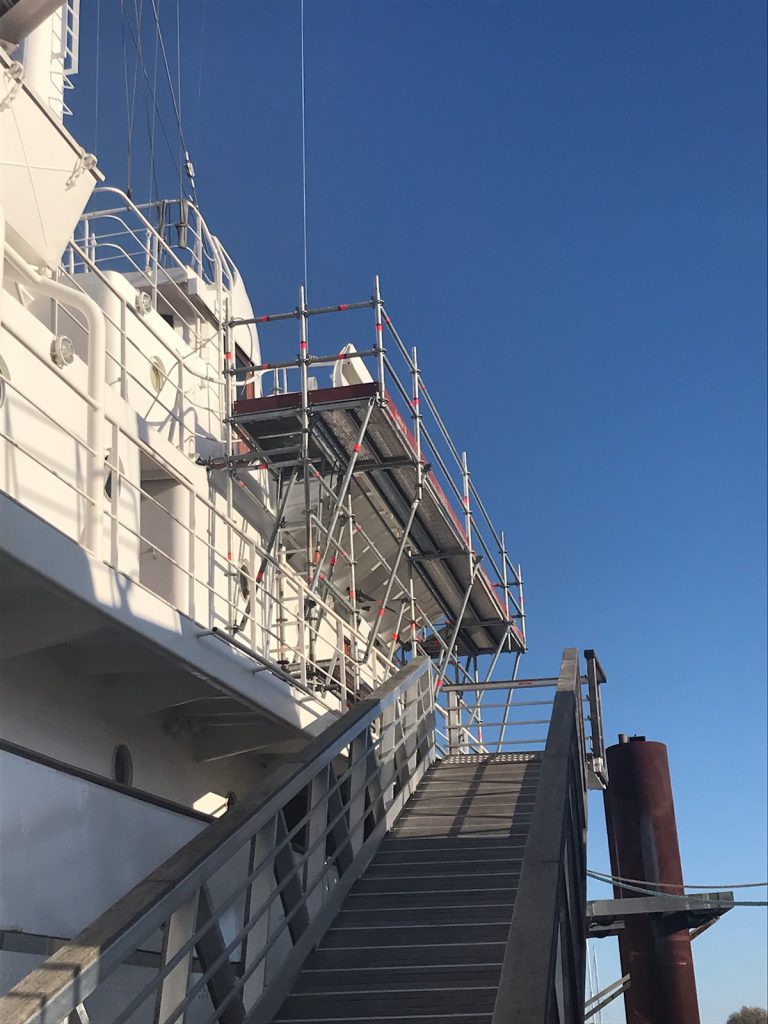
[353,443,362,453]
[227,552,232,561]
[377,607,385,617]
[375,323,383,332]
[356,524,363,532]
[349,590,356,600]
[257,315,271,323]
[412,397,419,407]
[313,550,321,563]
[337,304,348,311]
[299,340,308,350]
[225,352,233,360]
[320,573,326,581]
[256,571,264,583]
[392,633,399,642]
[261,362,271,370]
[436,678,443,689]
[330,556,337,567]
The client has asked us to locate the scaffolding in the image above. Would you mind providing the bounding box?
[209,277,527,729]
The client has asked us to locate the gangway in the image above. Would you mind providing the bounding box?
[0,650,602,1024]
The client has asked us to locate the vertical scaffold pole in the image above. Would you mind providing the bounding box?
[346,495,361,695]
[223,295,236,630]
[298,284,311,581]
[374,275,385,401]
[298,284,316,676]
[518,562,527,648]
[408,550,418,660]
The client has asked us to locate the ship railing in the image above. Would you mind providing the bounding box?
[69,187,235,355]
[0,658,435,1024]
[80,187,237,291]
[232,283,526,658]
[56,238,223,447]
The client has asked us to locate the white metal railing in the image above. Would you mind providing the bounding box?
[0,659,434,1024]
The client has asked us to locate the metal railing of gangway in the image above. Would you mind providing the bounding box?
[0,659,434,1024]
[491,647,590,1024]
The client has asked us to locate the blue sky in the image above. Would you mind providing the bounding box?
[71,1,766,1019]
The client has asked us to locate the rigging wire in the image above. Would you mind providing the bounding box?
[148,0,195,201]
[119,0,133,195]
[93,0,101,153]
[148,0,160,204]
[587,870,768,907]
[589,869,768,890]
[300,0,308,294]
[195,0,208,156]
[120,1,183,198]
[176,0,182,200]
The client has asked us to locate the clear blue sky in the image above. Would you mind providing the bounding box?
[71,2,766,1019]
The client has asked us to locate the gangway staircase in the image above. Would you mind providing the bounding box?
[0,649,604,1024]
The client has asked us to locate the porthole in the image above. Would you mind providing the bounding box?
[238,562,251,600]
[0,356,8,409]
[149,356,166,395]
[112,744,133,786]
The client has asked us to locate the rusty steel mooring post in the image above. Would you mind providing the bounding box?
[604,735,701,1024]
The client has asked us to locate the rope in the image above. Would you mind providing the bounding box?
[300,0,309,293]
[587,870,768,908]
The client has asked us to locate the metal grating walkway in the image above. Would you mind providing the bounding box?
[273,753,542,1024]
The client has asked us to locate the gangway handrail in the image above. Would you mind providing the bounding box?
[0,658,434,1024]
[492,648,589,1023]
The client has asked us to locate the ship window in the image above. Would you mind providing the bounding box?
[149,357,166,395]
[113,744,133,786]
[0,356,8,409]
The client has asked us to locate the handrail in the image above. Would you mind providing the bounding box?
[0,658,434,1024]
[491,648,589,1023]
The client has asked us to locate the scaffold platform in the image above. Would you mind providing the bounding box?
[231,381,524,657]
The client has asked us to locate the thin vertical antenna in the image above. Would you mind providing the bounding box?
[300,0,308,294]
